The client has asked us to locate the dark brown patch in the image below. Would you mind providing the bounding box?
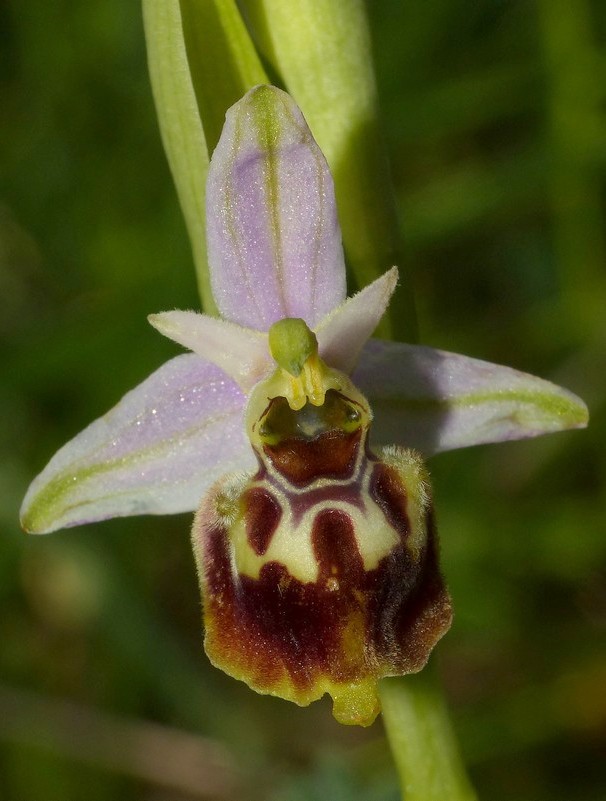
[370,463,410,541]
[365,508,453,673]
[263,428,362,486]
[312,509,364,584]
[243,487,282,555]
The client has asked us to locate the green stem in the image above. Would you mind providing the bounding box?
[143,0,268,314]
[379,669,478,801]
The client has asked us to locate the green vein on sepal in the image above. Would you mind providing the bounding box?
[372,388,588,424]
[21,411,236,534]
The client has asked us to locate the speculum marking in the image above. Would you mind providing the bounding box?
[243,486,282,555]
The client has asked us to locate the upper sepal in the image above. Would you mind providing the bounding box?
[206,85,347,331]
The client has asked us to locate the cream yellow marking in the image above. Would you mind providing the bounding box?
[229,460,402,584]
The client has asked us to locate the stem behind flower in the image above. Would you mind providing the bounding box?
[380,669,478,801]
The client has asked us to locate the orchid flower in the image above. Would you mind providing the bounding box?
[21,86,588,727]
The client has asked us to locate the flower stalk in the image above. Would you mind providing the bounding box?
[380,669,478,801]
[142,0,268,313]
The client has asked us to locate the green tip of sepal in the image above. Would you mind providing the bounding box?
[20,476,71,535]
[245,84,287,149]
[20,463,105,535]
[268,318,318,377]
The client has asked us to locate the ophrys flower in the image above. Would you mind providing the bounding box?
[21,86,588,726]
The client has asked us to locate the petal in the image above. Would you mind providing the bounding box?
[21,355,253,534]
[353,340,589,456]
[315,267,398,374]
[148,311,271,392]
[206,85,347,331]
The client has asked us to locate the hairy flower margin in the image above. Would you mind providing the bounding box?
[21,86,588,726]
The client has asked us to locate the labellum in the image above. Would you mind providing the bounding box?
[192,319,452,726]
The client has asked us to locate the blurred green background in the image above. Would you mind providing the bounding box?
[1,1,605,799]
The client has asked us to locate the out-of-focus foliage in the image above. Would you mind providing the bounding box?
[1,1,605,799]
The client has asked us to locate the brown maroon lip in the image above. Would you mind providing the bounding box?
[263,428,363,487]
